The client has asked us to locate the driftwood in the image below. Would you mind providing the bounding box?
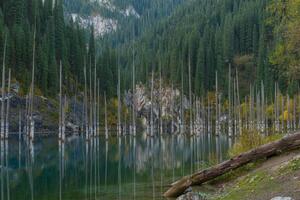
[164,132,300,198]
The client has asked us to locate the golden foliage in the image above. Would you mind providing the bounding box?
[233,54,254,66]
[268,0,300,79]
[229,130,283,157]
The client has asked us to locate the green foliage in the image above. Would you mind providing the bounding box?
[279,158,300,174]
[0,0,297,102]
[213,155,300,200]
[100,0,278,98]
[268,0,300,88]
[213,171,272,200]
[0,0,91,97]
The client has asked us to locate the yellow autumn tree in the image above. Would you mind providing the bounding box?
[268,0,300,80]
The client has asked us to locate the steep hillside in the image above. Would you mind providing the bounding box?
[64,0,140,36]
[64,0,184,37]
[101,0,271,97]
[0,0,298,101]
[0,0,90,96]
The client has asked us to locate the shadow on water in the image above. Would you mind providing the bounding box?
[2,133,232,200]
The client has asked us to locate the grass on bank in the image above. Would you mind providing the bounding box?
[229,130,284,157]
[209,130,284,184]
[208,131,300,200]
[212,156,300,200]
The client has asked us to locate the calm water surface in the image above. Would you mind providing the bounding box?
[0,133,232,200]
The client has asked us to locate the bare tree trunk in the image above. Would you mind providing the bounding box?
[287,95,290,133]
[159,64,163,134]
[29,28,36,141]
[293,96,296,131]
[25,94,28,137]
[84,63,89,140]
[228,63,232,137]
[104,92,108,140]
[117,60,122,137]
[19,110,22,141]
[5,69,10,139]
[188,54,193,135]
[89,60,93,137]
[0,35,7,139]
[261,82,265,134]
[250,85,254,130]
[132,45,136,136]
[171,83,174,133]
[97,79,100,136]
[150,71,154,137]
[62,95,66,141]
[233,77,237,136]
[215,71,219,136]
[59,61,62,140]
[256,90,260,132]
[282,95,285,133]
[236,69,241,135]
[94,61,97,137]
[180,62,185,134]
[275,83,280,132]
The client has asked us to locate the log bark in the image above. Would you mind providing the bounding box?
[164,132,300,198]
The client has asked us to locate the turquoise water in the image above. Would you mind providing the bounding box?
[0,134,232,200]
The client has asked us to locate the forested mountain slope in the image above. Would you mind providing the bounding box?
[101,0,270,97]
[0,0,186,98]
[0,0,90,96]
[99,0,300,100]
[0,0,299,100]
[64,0,184,38]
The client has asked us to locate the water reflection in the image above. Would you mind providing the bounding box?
[59,142,64,200]
[5,134,231,200]
[23,139,35,200]
[1,141,6,200]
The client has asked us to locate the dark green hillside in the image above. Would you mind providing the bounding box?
[105,0,275,98]
[0,0,90,96]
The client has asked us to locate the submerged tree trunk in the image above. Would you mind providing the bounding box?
[228,63,232,137]
[5,69,11,138]
[1,35,7,139]
[164,132,300,198]
[188,54,193,135]
[180,62,185,134]
[117,60,122,137]
[150,71,154,137]
[104,92,108,140]
[59,62,62,140]
[159,65,163,134]
[132,45,136,136]
[29,28,36,141]
[84,63,88,140]
[93,62,97,137]
[215,71,219,136]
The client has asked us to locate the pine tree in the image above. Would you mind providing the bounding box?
[88,25,95,68]
[54,0,65,62]
[48,16,58,96]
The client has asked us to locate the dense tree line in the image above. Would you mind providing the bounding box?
[0,0,298,101]
[99,0,299,100]
[0,0,92,96]
[267,0,300,95]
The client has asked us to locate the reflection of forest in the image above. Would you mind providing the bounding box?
[5,135,231,200]
[122,135,230,172]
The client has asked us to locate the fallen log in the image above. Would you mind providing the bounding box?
[164,132,300,198]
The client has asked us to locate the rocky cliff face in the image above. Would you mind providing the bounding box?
[7,88,85,133]
[125,81,189,132]
[65,0,140,36]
